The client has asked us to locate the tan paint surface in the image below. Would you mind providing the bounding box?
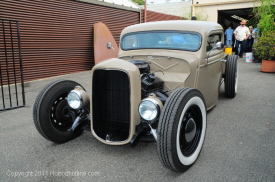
[90,20,230,144]
[119,20,227,110]
[90,58,141,145]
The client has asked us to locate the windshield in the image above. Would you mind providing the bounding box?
[121,31,201,51]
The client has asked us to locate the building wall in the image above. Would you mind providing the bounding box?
[145,1,192,19]
[0,0,140,83]
[0,0,182,83]
[193,0,257,22]
[141,10,186,22]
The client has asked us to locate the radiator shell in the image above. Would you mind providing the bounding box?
[90,58,141,145]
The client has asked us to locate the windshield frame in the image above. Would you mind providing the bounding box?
[120,30,202,52]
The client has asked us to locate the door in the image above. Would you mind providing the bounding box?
[197,33,224,110]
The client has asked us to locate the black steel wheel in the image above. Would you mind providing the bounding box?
[33,80,86,143]
[157,88,206,172]
[225,55,238,98]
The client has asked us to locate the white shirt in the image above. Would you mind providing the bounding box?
[234,26,250,41]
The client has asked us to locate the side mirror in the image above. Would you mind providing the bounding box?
[107,42,112,49]
[106,42,118,57]
[206,42,224,65]
[214,42,224,50]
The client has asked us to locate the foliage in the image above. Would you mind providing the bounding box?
[194,7,209,21]
[253,0,275,36]
[131,0,144,5]
[180,6,192,19]
[253,30,275,60]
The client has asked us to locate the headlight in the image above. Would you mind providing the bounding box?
[67,90,83,110]
[138,98,160,122]
[67,86,90,110]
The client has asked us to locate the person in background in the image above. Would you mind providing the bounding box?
[251,26,260,62]
[234,20,250,58]
[224,25,234,46]
[252,27,259,43]
[246,26,254,52]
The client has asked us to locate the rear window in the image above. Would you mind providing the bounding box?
[121,31,201,51]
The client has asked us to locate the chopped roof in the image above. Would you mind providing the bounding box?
[121,20,223,35]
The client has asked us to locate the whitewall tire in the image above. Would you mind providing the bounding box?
[157,88,206,172]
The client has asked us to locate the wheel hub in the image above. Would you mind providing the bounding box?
[185,118,196,143]
[55,99,71,122]
[50,96,75,130]
[179,105,203,157]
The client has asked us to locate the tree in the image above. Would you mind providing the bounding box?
[132,0,144,5]
[253,0,275,36]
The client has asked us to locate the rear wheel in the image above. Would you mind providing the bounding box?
[33,80,86,143]
[225,55,238,98]
[157,88,206,172]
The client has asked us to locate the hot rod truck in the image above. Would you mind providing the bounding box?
[33,20,238,172]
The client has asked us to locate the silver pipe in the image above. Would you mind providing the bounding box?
[149,124,157,141]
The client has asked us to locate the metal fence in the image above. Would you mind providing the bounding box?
[0,19,25,111]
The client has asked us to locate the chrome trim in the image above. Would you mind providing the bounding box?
[201,53,224,68]
[206,59,221,66]
[67,90,83,110]
[149,124,157,141]
[139,98,161,122]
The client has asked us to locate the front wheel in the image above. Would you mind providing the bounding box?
[157,88,207,172]
[33,80,87,143]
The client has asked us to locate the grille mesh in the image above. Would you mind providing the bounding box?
[92,70,130,141]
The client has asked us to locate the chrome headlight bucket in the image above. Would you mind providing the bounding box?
[67,86,89,110]
[138,94,163,124]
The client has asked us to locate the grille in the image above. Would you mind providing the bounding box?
[92,69,130,142]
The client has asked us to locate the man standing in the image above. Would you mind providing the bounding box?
[224,25,234,46]
[234,20,250,58]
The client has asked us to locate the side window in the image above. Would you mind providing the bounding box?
[206,34,221,52]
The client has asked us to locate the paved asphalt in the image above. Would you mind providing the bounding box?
[1,58,275,182]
